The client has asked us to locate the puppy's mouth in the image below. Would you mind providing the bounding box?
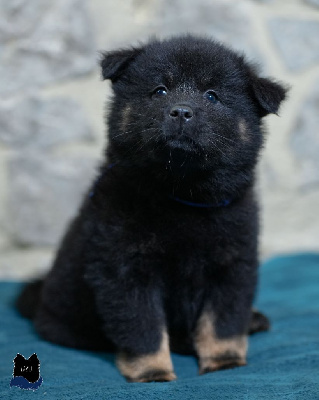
[165,134,201,153]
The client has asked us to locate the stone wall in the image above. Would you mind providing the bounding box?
[1,0,319,279]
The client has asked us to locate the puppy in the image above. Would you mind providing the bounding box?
[17,35,286,382]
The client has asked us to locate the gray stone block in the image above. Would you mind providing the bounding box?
[0,0,95,96]
[0,249,54,280]
[290,80,319,186]
[7,154,99,246]
[304,0,319,8]
[268,18,319,71]
[0,1,49,40]
[0,95,95,149]
[158,0,265,67]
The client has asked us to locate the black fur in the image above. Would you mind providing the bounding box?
[249,310,271,334]
[17,35,285,373]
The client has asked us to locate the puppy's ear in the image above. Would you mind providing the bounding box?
[249,72,288,117]
[100,47,143,82]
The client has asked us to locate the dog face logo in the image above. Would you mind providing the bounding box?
[10,353,42,390]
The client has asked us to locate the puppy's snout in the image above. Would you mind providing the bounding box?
[169,105,193,122]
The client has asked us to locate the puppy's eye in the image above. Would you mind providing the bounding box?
[152,86,168,97]
[204,90,219,103]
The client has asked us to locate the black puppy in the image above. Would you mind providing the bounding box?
[17,35,285,382]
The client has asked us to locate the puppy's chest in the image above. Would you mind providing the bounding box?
[162,210,230,249]
[139,209,237,270]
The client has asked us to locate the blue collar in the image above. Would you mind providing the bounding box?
[169,195,231,208]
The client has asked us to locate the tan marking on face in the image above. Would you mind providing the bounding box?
[167,71,174,84]
[116,330,176,382]
[239,119,249,142]
[194,310,247,374]
[120,105,132,132]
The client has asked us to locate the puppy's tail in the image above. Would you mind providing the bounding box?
[15,279,44,320]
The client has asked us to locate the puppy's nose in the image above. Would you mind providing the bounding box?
[169,105,194,121]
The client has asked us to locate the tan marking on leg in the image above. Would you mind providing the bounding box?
[194,310,247,374]
[239,119,249,142]
[116,331,176,382]
[120,105,132,132]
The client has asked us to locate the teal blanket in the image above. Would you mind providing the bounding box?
[1,253,319,399]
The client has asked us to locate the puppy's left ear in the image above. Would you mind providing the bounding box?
[249,73,288,117]
[100,46,143,82]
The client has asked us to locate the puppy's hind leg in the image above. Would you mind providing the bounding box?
[249,309,270,334]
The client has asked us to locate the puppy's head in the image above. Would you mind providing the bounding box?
[101,36,287,174]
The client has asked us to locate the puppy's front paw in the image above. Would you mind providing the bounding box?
[127,369,177,383]
[117,352,176,383]
[194,310,248,376]
[116,331,176,383]
[199,352,246,375]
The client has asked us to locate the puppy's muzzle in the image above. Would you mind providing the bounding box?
[169,104,193,123]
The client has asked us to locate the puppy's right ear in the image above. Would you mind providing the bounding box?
[100,47,143,82]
